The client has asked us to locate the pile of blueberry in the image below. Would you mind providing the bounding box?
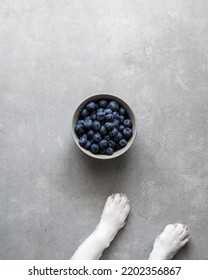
[74,99,133,156]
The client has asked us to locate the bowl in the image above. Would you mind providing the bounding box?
[71,93,137,159]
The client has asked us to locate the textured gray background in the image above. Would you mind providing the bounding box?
[0,0,208,259]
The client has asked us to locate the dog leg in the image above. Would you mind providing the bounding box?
[148,224,190,260]
[71,193,130,260]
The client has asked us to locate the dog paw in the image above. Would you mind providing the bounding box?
[97,193,130,241]
[149,223,190,260]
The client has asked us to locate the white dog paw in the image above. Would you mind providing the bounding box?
[149,223,190,260]
[97,193,130,241]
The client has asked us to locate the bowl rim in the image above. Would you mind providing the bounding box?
[71,93,137,159]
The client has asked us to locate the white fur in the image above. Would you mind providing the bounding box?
[71,194,190,260]
[149,223,190,260]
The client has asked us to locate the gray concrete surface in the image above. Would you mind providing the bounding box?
[0,0,208,260]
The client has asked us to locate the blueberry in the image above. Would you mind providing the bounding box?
[77,120,84,125]
[115,143,120,151]
[118,115,125,124]
[123,119,132,128]
[100,120,106,125]
[108,140,116,148]
[105,113,114,122]
[84,141,92,150]
[99,149,106,154]
[97,107,104,112]
[98,99,108,108]
[93,132,102,143]
[96,111,105,121]
[108,101,119,111]
[86,102,96,112]
[123,127,132,139]
[119,138,127,148]
[104,108,113,115]
[90,112,97,121]
[83,119,93,130]
[119,125,125,132]
[105,122,114,131]
[113,112,119,119]
[90,143,99,154]
[113,119,119,128]
[106,147,114,155]
[92,120,101,131]
[114,132,123,142]
[99,139,108,149]
[109,127,118,137]
[87,129,94,139]
[95,103,99,110]
[84,116,91,121]
[79,136,87,146]
[81,133,87,138]
[104,135,111,141]
[119,107,126,115]
[80,108,89,117]
[100,125,107,136]
[75,124,85,135]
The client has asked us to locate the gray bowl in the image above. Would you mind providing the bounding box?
[71,93,137,159]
